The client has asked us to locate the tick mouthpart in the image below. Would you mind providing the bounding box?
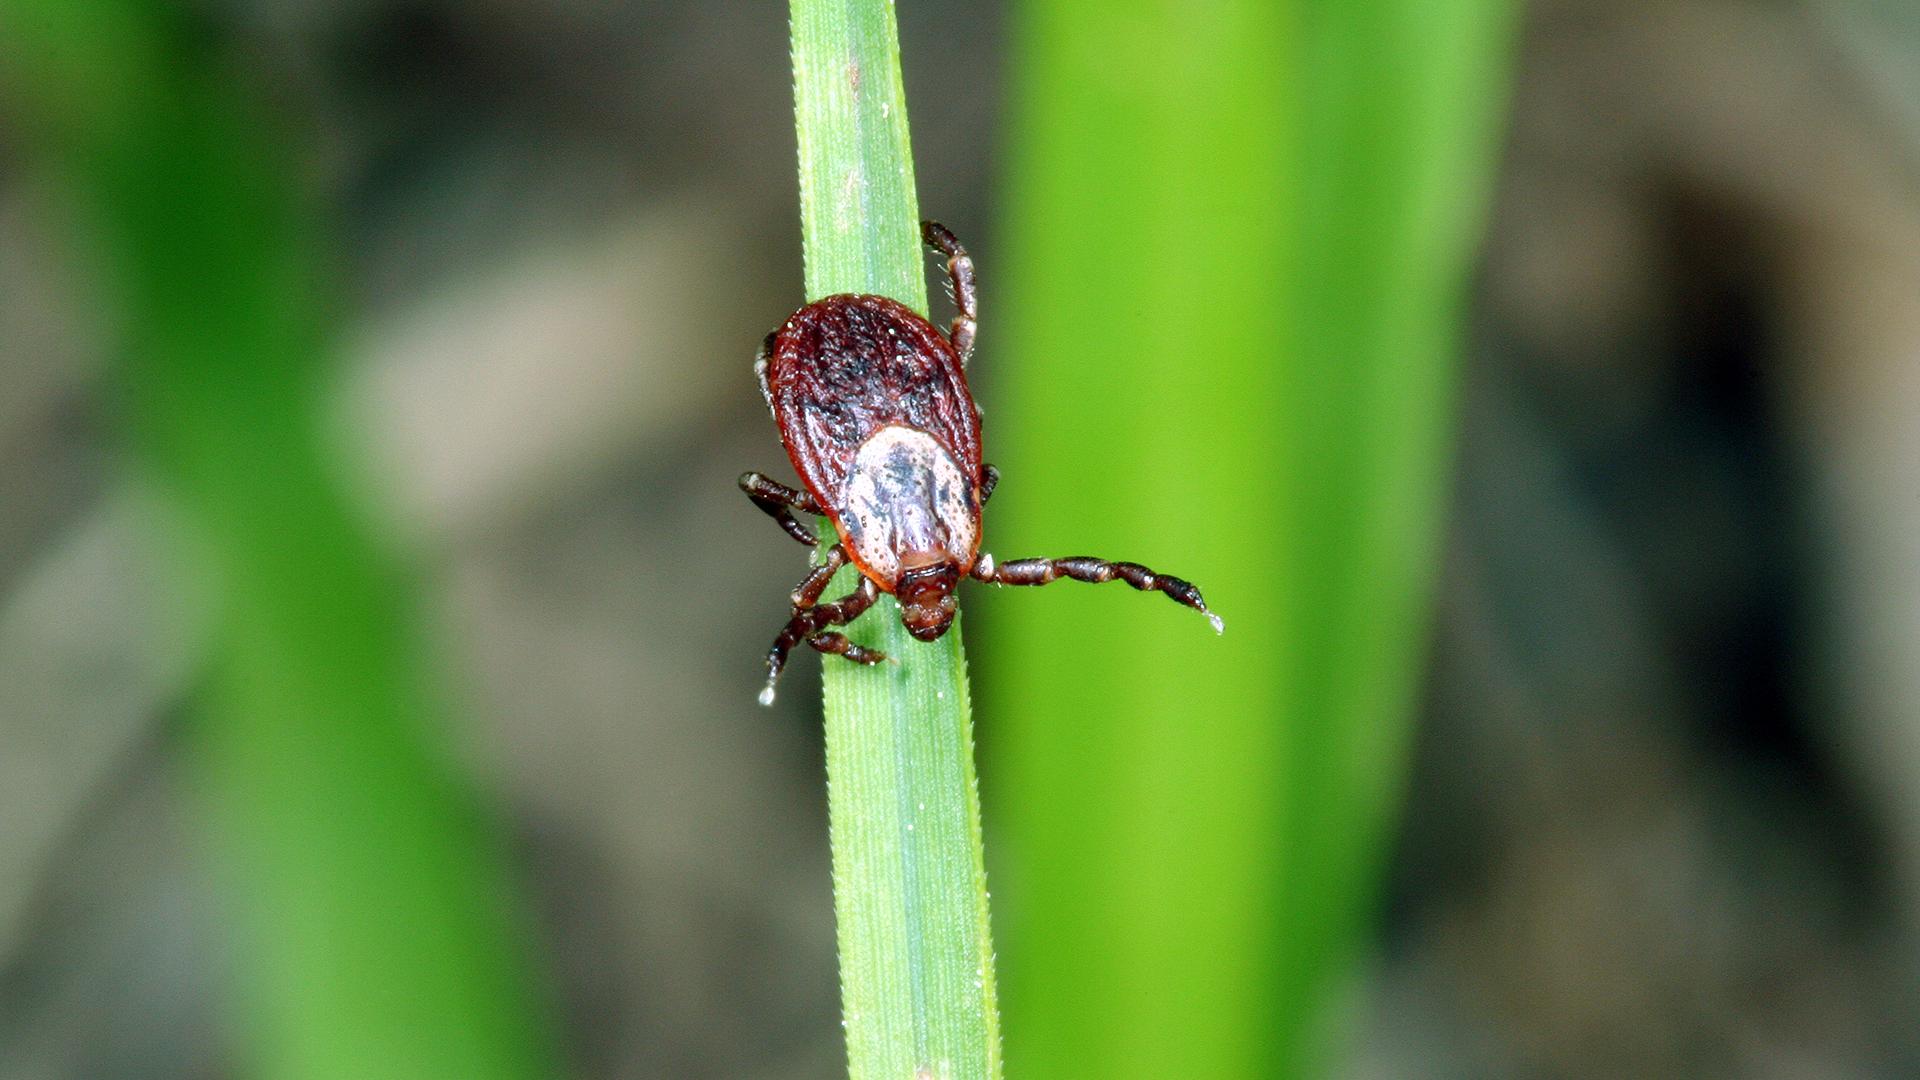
[896,562,960,641]
[900,591,957,641]
[903,610,954,642]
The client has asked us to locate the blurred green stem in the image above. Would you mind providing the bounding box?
[994,1,1513,1077]
[3,4,554,1078]
[1276,5,1516,1069]
[790,1,1001,1077]
[992,3,1291,1076]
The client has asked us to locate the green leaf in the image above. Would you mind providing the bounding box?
[989,1,1515,1076]
[789,1,1002,1077]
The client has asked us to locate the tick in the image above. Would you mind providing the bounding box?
[742,220,1221,704]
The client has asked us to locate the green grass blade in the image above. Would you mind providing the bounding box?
[789,2,1001,1078]
[990,1,1514,1077]
[2,4,555,1078]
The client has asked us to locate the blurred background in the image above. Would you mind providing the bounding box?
[3,0,1920,1077]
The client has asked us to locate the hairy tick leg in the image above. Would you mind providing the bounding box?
[753,333,778,417]
[808,632,891,666]
[972,554,1224,633]
[762,577,880,704]
[922,220,976,365]
[741,471,823,547]
[791,546,849,608]
[980,463,999,505]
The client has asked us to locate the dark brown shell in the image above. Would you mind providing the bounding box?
[766,293,984,576]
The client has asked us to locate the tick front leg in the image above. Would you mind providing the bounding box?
[808,632,889,665]
[740,471,823,546]
[761,577,883,705]
[980,463,1000,505]
[922,220,977,365]
[790,545,848,608]
[972,554,1224,633]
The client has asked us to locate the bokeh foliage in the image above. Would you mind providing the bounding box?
[3,0,1513,1074]
[987,2,1514,1077]
[3,3,554,1078]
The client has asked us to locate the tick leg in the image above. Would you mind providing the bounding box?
[972,554,1224,633]
[752,333,777,417]
[980,463,1000,505]
[922,220,977,365]
[740,471,823,546]
[790,545,849,608]
[761,577,882,705]
[808,632,890,665]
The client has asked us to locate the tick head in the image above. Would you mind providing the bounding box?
[896,562,960,641]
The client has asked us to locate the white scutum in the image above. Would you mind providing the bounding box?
[839,425,975,588]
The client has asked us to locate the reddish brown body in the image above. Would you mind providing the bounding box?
[763,293,985,588]
[741,221,1217,705]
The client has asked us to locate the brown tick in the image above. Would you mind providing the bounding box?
[742,220,1222,704]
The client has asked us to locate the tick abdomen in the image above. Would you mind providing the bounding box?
[838,424,978,590]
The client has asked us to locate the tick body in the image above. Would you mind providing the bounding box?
[743,221,1220,704]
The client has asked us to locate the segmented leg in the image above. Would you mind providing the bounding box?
[980,463,1000,505]
[922,220,977,365]
[972,554,1224,633]
[752,333,777,417]
[808,632,889,665]
[740,472,822,546]
[761,577,883,704]
[790,545,848,608]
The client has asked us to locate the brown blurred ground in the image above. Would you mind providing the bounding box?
[2,1,1917,1077]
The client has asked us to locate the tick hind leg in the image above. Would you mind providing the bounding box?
[740,472,823,546]
[972,554,1224,633]
[761,576,886,705]
[922,220,977,365]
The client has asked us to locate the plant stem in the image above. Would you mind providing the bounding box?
[789,2,1001,1079]
[1275,5,1516,1071]
[990,4,1291,1076]
[993,1,1514,1077]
